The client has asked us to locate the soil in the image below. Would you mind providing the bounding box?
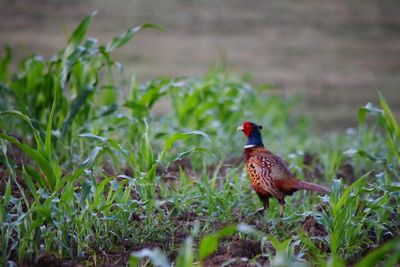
[336,163,355,183]
[302,152,324,180]
[203,236,269,267]
[301,215,327,237]
[302,152,357,183]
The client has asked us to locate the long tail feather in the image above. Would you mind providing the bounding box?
[295,180,331,194]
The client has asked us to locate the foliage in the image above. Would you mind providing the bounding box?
[0,13,399,267]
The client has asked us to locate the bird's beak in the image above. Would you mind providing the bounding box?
[237,125,244,131]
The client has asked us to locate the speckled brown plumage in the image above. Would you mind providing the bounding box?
[238,122,330,217]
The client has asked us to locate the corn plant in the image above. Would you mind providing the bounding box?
[0,12,158,146]
[359,92,400,169]
[320,172,378,260]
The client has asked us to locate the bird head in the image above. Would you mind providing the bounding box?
[237,122,264,147]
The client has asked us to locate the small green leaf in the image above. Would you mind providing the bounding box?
[81,146,103,168]
[354,239,400,267]
[0,110,44,151]
[176,237,193,267]
[161,131,210,160]
[0,45,12,82]
[24,165,46,189]
[199,235,218,262]
[106,23,163,52]
[336,171,372,209]
[68,11,97,48]
[79,133,109,142]
[61,85,94,133]
[45,85,57,158]
[199,225,236,261]
[3,178,11,206]
[173,147,211,161]
[22,167,39,200]
[0,133,57,191]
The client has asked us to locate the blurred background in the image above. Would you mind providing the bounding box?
[1,0,399,131]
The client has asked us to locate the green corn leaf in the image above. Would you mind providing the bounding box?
[67,11,97,49]
[358,102,380,126]
[3,178,11,207]
[45,85,57,157]
[199,225,236,262]
[299,233,325,265]
[61,85,94,133]
[31,205,52,221]
[93,177,114,208]
[123,101,149,118]
[176,237,194,267]
[269,236,291,253]
[55,167,83,192]
[79,133,109,142]
[0,110,45,152]
[0,200,4,224]
[0,133,57,191]
[354,239,400,267]
[199,235,219,262]
[160,131,210,161]
[23,165,44,194]
[336,171,372,209]
[81,146,113,168]
[106,23,163,52]
[0,45,12,82]
[81,146,103,168]
[378,92,399,137]
[327,256,346,267]
[62,12,97,87]
[173,147,211,161]
[378,92,400,164]
[95,103,119,118]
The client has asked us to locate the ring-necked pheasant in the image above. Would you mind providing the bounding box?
[237,121,330,217]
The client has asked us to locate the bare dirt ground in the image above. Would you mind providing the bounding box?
[1,0,399,130]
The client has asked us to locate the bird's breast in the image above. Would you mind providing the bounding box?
[246,161,270,195]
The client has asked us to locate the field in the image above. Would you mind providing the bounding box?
[1,12,400,267]
[1,0,400,130]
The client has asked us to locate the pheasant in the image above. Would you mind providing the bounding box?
[237,122,330,217]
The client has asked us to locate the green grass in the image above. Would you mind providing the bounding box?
[0,13,399,267]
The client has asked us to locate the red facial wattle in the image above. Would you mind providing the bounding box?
[243,122,254,137]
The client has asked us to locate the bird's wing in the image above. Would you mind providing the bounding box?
[247,152,288,198]
[249,152,292,177]
[269,154,296,180]
[269,153,300,194]
[249,152,299,196]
